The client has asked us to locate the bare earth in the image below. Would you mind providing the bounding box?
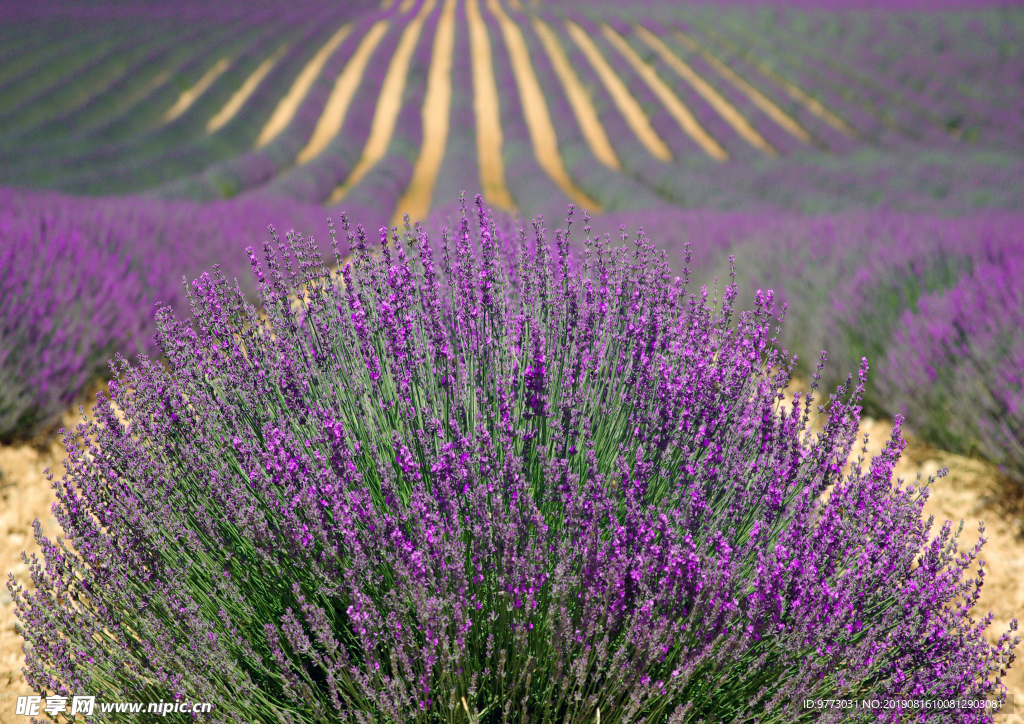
[1,435,66,724]
[1,404,1021,723]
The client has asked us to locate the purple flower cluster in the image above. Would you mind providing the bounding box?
[11,198,1016,722]
[878,254,1024,484]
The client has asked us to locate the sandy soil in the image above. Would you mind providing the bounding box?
[1,401,1021,722]
[862,416,1024,723]
[465,0,517,212]
[1,436,68,723]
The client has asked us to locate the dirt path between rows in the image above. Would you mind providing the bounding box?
[1,405,1021,723]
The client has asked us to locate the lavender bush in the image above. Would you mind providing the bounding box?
[576,206,1024,484]
[11,199,1016,722]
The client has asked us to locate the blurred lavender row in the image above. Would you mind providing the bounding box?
[880,257,1024,483]
[0,187,334,440]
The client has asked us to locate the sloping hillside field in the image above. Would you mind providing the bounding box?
[2,1,1024,722]
[1,0,1022,218]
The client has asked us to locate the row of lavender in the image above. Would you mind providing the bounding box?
[147,0,1024,216]
[199,0,1024,217]
[0,188,336,441]
[0,1,378,194]
[728,7,1024,150]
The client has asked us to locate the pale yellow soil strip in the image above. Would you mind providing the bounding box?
[635,25,776,156]
[392,0,457,224]
[115,68,171,115]
[399,0,418,12]
[380,0,395,8]
[532,16,619,170]
[162,57,231,123]
[601,23,727,161]
[297,21,390,165]
[672,30,812,145]
[148,70,173,91]
[85,68,169,128]
[702,26,857,138]
[565,19,672,163]
[488,0,602,210]
[466,0,516,211]
[207,45,288,133]
[747,56,857,137]
[508,0,524,9]
[255,22,352,148]
[329,0,439,205]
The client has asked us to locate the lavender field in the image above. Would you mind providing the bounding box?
[1,0,1023,721]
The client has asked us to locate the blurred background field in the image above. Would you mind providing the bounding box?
[1,0,1023,719]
